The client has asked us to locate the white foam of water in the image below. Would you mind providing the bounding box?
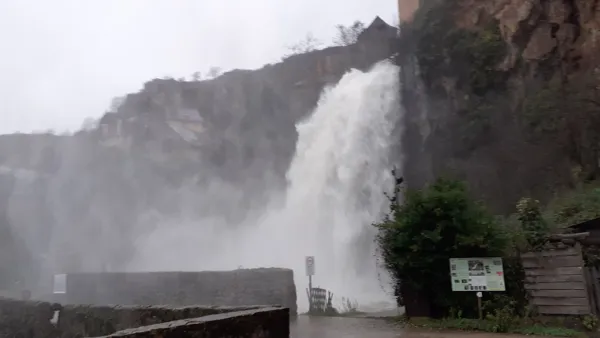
[128,60,402,312]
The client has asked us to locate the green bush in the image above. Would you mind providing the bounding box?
[485,303,517,333]
[516,197,550,250]
[547,184,600,227]
[376,177,507,317]
[582,314,598,331]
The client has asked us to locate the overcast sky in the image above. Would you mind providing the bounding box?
[0,0,397,135]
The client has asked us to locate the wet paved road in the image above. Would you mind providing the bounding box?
[291,316,402,338]
[291,316,537,338]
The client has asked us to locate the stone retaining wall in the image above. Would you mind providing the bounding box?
[91,307,289,338]
[0,297,289,338]
[0,297,60,338]
[58,304,265,338]
[59,268,297,315]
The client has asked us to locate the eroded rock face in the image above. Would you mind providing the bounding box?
[399,0,600,211]
[454,0,600,71]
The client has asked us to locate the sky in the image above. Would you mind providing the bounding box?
[0,0,398,135]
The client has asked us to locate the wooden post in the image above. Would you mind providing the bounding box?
[308,275,313,312]
[476,292,483,320]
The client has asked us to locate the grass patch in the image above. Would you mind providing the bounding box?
[399,317,585,337]
[513,325,585,337]
[544,181,600,228]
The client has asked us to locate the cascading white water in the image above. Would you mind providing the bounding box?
[128,60,402,311]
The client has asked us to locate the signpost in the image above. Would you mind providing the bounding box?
[305,256,315,312]
[306,256,315,277]
[450,257,505,319]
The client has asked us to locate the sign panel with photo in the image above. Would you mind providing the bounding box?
[449,257,505,292]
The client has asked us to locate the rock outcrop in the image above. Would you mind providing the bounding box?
[399,0,600,211]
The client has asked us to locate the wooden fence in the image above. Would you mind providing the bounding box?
[309,287,327,312]
[585,266,600,315]
[522,245,591,315]
[306,287,335,314]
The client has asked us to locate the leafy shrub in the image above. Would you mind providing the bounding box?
[582,314,598,331]
[516,197,550,250]
[376,177,507,317]
[486,304,517,333]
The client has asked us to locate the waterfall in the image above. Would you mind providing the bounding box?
[129,60,402,311]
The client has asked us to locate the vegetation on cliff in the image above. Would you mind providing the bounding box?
[400,0,600,214]
[405,0,511,157]
[521,75,600,181]
[414,1,507,96]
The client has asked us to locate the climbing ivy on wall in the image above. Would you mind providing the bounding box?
[415,2,507,95]
[521,74,600,180]
[409,0,509,153]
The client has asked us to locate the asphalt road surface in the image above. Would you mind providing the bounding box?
[291,316,401,338]
[291,316,538,338]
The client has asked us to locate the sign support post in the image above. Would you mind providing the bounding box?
[305,256,315,312]
[476,291,483,319]
[308,275,313,311]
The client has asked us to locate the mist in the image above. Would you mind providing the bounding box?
[127,61,401,309]
[0,1,401,312]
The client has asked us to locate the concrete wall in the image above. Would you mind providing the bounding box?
[0,297,288,338]
[58,304,265,338]
[59,268,297,315]
[91,307,289,338]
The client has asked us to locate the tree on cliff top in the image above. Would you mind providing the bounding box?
[332,21,365,46]
[206,66,222,79]
[375,176,507,317]
[283,33,323,59]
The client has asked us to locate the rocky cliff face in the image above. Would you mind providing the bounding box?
[399,0,600,211]
[0,18,397,292]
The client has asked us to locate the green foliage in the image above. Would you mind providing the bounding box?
[404,316,583,337]
[497,256,529,315]
[521,81,563,136]
[410,0,508,154]
[332,21,365,46]
[547,184,600,227]
[414,1,507,95]
[456,98,495,152]
[541,182,600,267]
[521,75,600,178]
[481,288,530,323]
[487,307,517,333]
[376,177,507,316]
[582,314,598,331]
[512,325,584,337]
[516,197,550,250]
